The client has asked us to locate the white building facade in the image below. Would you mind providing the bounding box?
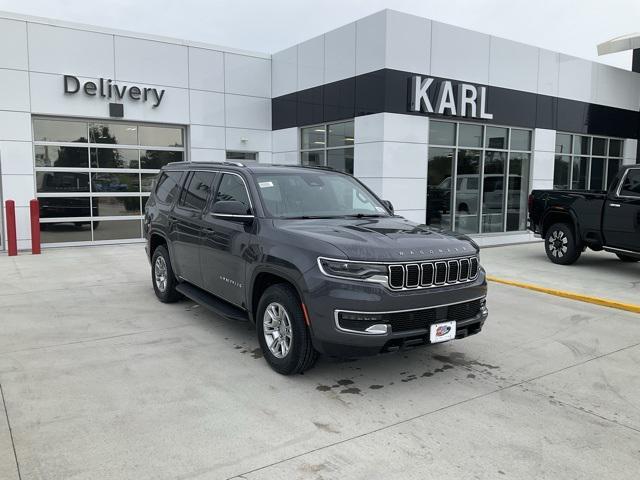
[0,9,638,249]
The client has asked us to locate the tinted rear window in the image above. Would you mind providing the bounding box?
[155,171,183,204]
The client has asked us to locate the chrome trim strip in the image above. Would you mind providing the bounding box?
[212,213,254,219]
[434,261,448,285]
[615,167,640,200]
[603,246,640,255]
[447,259,459,283]
[334,295,487,335]
[405,264,420,288]
[420,263,434,286]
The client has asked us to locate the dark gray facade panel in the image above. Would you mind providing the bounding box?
[272,69,640,140]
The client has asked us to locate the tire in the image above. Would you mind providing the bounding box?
[545,223,581,265]
[151,245,182,303]
[257,284,318,375]
[616,253,640,262]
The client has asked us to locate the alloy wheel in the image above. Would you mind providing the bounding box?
[154,256,168,292]
[548,230,568,258]
[263,302,293,359]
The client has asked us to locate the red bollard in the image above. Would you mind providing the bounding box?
[5,200,17,256]
[30,199,41,255]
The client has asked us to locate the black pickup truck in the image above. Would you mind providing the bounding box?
[528,165,640,264]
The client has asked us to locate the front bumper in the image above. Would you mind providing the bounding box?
[302,267,489,357]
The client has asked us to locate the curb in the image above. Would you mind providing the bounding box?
[487,275,640,314]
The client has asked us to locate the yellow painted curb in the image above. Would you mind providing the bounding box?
[486,275,640,314]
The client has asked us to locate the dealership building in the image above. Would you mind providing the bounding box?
[0,9,638,250]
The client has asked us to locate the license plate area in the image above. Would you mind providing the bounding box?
[429,320,456,343]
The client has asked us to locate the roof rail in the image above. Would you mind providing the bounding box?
[223,161,245,167]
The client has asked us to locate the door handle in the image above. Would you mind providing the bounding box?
[609,203,621,208]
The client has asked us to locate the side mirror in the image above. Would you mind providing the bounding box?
[381,200,394,215]
[212,201,253,222]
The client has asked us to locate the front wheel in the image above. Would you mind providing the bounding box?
[545,223,581,265]
[616,253,640,262]
[257,284,318,375]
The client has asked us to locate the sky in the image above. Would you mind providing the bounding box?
[0,0,638,70]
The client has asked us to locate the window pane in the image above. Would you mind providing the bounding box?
[571,157,588,190]
[215,174,251,212]
[93,196,141,216]
[592,137,607,156]
[301,126,326,150]
[91,173,140,192]
[458,123,483,148]
[482,151,506,233]
[33,119,88,143]
[141,173,157,192]
[139,126,183,147]
[555,133,572,154]
[573,136,590,155]
[553,155,570,189]
[429,121,456,146]
[327,121,354,147]
[93,220,141,241]
[35,145,88,168]
[609,139,623,157]
[180,171,216,210]
[155,171,183,204]
[427,147,453,230]
[506,153,530,231]
[455,149,481,234]
[301,150,325,167]
[37,172,90,193]
[511,129,531,151]
[486,126,508,149]
[140,150,184,169]
[620,169,640,197]
[90,148,139,168]
[226,151,258,160]
[89,123,137,145]
[327,148,354,174]
[589,158,605,190]
[39,197,92,218]
[41,222,92,243]
[607,158,622,188]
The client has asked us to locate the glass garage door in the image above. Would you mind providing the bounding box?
[33,117,185,245]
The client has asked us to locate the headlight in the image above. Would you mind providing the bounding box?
[318,257,388,282]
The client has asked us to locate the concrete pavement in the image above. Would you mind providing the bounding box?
[0,244,639,479]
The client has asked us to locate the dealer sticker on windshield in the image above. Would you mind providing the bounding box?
[429,321,456,343]
[258,181,274,188]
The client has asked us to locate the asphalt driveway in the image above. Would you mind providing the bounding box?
[0,244,639,479]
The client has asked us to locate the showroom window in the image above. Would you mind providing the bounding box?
[33,117,185,245]
[553,133,623,190]
[427,120,532,234]
[300,121,354,174]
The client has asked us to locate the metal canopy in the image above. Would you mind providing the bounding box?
[597,33,640,55]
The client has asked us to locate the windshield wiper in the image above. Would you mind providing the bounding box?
[283,215,345,219]
[345,213,386,218]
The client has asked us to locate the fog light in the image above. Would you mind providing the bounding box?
[365,324,388,334]
[480,298,488,316]
[340,312,384,322]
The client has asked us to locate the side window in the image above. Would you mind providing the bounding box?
[214,174,251,212]
[620,169,640,197]
[179,171,216,210]
[155,171,182,204]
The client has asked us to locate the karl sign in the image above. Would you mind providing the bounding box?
[63,75,166,108]
[409,76,493,120]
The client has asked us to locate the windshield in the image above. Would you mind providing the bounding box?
[254,171,390,218]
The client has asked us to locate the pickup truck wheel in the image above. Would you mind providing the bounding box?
[151,245,182,303]
[545,223,581,265]
[257,284,318,375]
[616,253,639,262]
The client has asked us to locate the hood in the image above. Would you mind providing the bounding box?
[274,216,478,262]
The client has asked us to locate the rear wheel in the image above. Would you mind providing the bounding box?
[257,284,318,375]
[616,253,639,262]
[151,245,182,303]
[545,223,581,265]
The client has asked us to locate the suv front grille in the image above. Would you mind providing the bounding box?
[386,298,483,332]
[388,256,479,290]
